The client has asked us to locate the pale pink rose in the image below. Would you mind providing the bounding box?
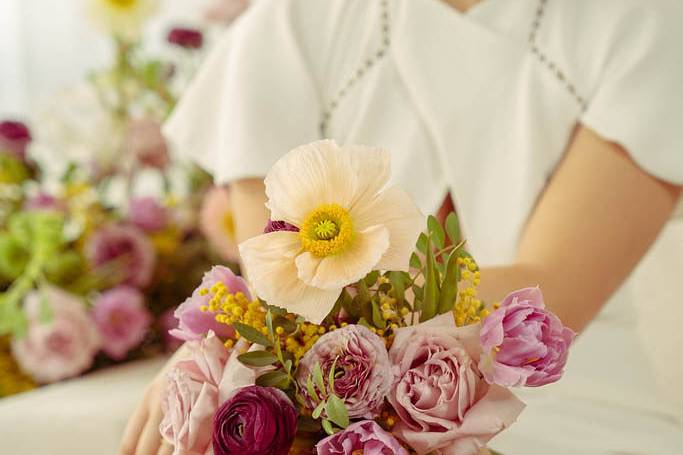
[12,287,102,384]
[297,324,392,419]
[85,224,156,288]
[91,286,152,360]
[199,186,239,263]
[388,314,525,455]
[160,333,230,455]
[126,118,169,170]
[169,266,248,341]
[479,287,575,387]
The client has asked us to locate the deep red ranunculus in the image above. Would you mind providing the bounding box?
[0,120,32,160]
[212,385,297,455]
[167,27,204,49]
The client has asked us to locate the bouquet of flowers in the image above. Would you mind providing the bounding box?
[160,141,575,455]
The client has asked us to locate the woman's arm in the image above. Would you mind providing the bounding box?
[477,125,681,331]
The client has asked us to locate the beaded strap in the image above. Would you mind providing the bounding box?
[529,0,587,111]
[319,0,392,137]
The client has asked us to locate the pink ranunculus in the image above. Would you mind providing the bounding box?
[316,420,408,455]
[297,324,392,419]
[167,27,204,49]
[160,333,230,455]
[388,313,525,455]
[479,287,575,388]
[11,287,102,384]
[128,197,168,233]
[169,266,249,342]
[91,286,152,360]
[85,224,156,288]
[0,120,31,160]
[125,118,169,170]
[199,186,239,263]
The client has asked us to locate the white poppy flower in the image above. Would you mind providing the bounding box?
[239,140,424,323]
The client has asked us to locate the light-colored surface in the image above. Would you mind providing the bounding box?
[0,357,166,455]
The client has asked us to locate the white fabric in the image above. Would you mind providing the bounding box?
[0,357,166,455]
[165,1,683,453]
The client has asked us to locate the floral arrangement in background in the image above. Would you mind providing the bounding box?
[160,141,576,455]
[0,0,251,397]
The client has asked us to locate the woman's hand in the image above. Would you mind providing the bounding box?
[119,344,190,455]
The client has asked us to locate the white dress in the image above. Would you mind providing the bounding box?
[165,0,683,453]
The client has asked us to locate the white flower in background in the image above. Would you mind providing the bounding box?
[30,83,124,179]
[86,0,159,41]
[239,140,424,323]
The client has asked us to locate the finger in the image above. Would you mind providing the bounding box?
[136,407,164,455]
[119,403,149,455]
[156,441,174,455]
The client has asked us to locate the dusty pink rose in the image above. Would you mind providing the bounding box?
[316,420,408,455]
[297,324,392,419]
[0,120,31,160]
[479,287,575,388]
[85,224,156,288]
[160,333,230,455]
[167,27,204,49]
[169,266,249,341]
[91,286,152,360]
[11,287,101,384]
[388,313,524,455]
[126,118,169,169]
[128,197,168,232]
[199,186,239,263]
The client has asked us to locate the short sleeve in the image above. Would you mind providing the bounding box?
[581,1,683,186]
[163,0,321,184]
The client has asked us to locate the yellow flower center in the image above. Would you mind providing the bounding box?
[105,0,137,9]
[300,204,353,257]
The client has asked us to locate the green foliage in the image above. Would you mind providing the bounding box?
[232,322,273,347]
[237,351,278,367]
[255,371,291,388]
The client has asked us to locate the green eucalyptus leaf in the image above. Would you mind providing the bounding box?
[445,212,462,245]
[325,394,349,429]
[428,215,445,250]
[255,370,290,389]
[321,419,335,435]
[312,362,326,395]
[232,322,273,347]
[438,251,460,314]
[371,300,386,329]
[306,376,320,402]
[421,235,440,322]
[237,351,278,367]
[364,270,380,287]
[312,400,326,419]
[409,252,422,269]
[339,288,359,319]
[388,271,405,303]
[416,232,429,254]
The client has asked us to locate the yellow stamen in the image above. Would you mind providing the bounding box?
[300,204,354,257]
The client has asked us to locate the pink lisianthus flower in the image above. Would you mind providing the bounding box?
[297,324,392,419]
[91,286,152,360]
[160,333,230,455]
[85,224,156,288]
[199,186,239,263]
[169,266,249,341]
[479,287,575,388]
[388,313,525,455]
[316,420,408,455]
[11,287,101,384]
[128,197,168,233]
